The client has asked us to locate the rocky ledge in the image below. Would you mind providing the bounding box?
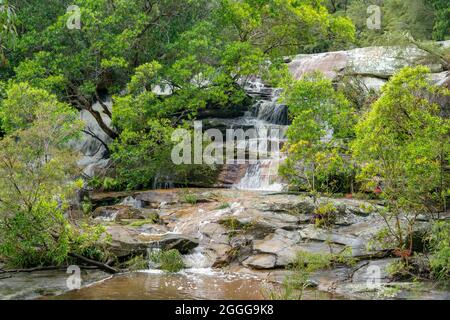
[86,188,448,300]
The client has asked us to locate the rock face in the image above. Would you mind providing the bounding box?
[93,205,146,222]
[94,189,394,269]
[0,269,111,300]
[105,225,199,258]
[288,45,446,82]
[243,254,277,269]
[72,99,114,178]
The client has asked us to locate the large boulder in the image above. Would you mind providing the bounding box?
[71,99,114,178]
[242,254,277,270]
[253,229,301,267]
[106,226,199,258]
[288,45,446,81]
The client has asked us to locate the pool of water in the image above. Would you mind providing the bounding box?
[48,269,338,300]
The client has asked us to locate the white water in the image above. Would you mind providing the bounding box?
[233,78,288,192]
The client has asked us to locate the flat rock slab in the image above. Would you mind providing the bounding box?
[242,254,277,270]
[106,226,199,257]
[93,205,146,222]
[0,269,111,300]
[288,45,445,81]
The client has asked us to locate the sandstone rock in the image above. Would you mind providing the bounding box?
[0,270,111,300]
[242,254,277,270]
[135,191,179,207]
[289,45,445,82]
[93,205,146,222]
[253,229,301,267]
[139,233,199,254]
[254,195,315,215]
[106,226,199,258]
[71,100,114,178]
[299,225,366,256]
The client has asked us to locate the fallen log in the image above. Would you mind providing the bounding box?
[69,253,118,274]
[0,265,99,274]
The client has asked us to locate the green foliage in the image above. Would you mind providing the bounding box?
[313,202,337,228]
[352,66,450,251]
[332,0,448,44]
[149,249,184,273]
[427,0,450,40]
[0,200,71,267]
[0,83,110,267]
[124,255,148,271]
[216,0,355,55]
[271,249,355,300]
[428,221,450,281]
[128,216,159,227]
[216,202,231,210]
[0,0,17,65]
[182,193,199,205]
[70,224,112,263]
[280,72,356,194]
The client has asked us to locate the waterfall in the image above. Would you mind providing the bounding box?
[232,78,288,192]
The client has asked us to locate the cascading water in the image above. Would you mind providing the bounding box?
[232,78,289,192]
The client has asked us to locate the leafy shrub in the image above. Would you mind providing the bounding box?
[0,201,71,267]
[149,249,184,273]
[269,249,356,300]
[313,203,337,228]
[183,193,198,205]
[70,224,112,263]
[216,203,231,210]
[428,221,450,281]
[128,215,159,227]
[124,255,148,271]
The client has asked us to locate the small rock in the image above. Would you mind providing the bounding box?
[242,254,277,270]
[93,205,146,222]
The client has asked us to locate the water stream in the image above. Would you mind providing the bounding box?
[232,78,289,192]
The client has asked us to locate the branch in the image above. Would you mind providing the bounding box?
[69,253,118,274]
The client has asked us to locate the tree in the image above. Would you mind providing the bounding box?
[216,0,355,55]
[0,83,84,267]
[280,72,356,195]
[0,0,17,65]
[7,0,212,139]
[427,0,450,40]
[352,66,450,257]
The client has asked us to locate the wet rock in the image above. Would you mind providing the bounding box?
[216,163,248,187]
[253,229,301,267]
[106,226,199,258]
[106,226,149,258]
[135,191,179,208]
[93,205,146,222]
[242,254,277,270]
[254,195,315,215]
[299,225,367,256]
[144,233,199,254]
[0,269,111,300]
[209,244,234,268]
[90,191,135,207]
[199,222,230,244]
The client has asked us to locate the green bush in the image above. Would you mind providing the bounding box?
[149,249,184,273]
[313,203,337,228]
[183,193,198,205]
[124,255,148,271]
[428,221,450,281]
[0,201,71,268]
